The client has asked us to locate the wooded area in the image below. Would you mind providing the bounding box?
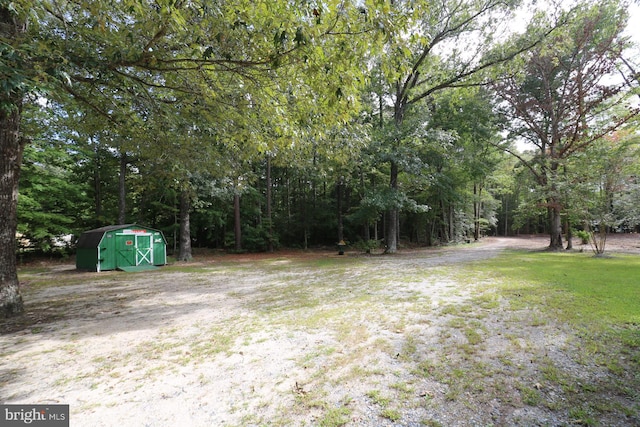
[2,0,640,316]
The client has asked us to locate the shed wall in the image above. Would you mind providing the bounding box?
[152,231,166,265]
[100,231,117,271]
[76,225,167,271]
[76,248,99,271]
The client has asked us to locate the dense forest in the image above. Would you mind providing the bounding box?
[2,0,640,316]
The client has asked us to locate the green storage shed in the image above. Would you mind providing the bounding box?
[76,224,167,272]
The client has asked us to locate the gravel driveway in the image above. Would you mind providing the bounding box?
[1,236,638,426]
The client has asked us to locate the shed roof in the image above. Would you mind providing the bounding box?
[76,224,139,249]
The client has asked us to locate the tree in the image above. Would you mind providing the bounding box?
[493,0,638,249]
[1,2,30,317]
[18,102,91,253]
[178,187,193,261]
[368,0,548,252]
[1,0,373,314]
[567,130,640,255]
[427,87,504,241]
[609,137,640,232]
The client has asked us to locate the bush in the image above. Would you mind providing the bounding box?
[574,229,590,245]
[225,224,279,252]
[351,239,381,253]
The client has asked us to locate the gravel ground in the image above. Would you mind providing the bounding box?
[1,235,639,426]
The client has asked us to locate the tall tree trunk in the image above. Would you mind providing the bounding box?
[473,183,481,241]
[385,160,399,253]
[173,209,178,254]
[548,204,563,250]
[266,155,273,252]
[177,189,192,261]
[301,177,309,250]
[92,138,102,226]
[118,151,127,224]
[449,203,455,242]
[234,192,242,252]
[0,107,25,318]
[439,199,448,242]
[360,168,371,242]
[565,219,573,250]
[337,176,344,243]
[503,196,509,236]
[0,6,26,318]
[385,92,404,254]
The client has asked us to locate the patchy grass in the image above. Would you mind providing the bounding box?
[6,246,640,426]
[478,252,640,325]
[471,251,640,423]
[381,407,402,421]
[317,405,352,427]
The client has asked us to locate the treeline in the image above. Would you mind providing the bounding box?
[3,0,640,317]
[19,86,640,256]
[13,0,640,258]
[19,89,516,254]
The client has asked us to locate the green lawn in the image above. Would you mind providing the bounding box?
[478,251,640,326]
[474,251,640,425]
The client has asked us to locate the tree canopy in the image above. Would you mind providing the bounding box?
[493,0,638,249]
[2,0,640,316]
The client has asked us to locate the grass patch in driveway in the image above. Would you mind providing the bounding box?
[471,251,640,422]
[477,251,640,325]
[9,245,640,426]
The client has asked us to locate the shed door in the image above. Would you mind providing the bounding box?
[135,234,153,266]
[115,234,136,267]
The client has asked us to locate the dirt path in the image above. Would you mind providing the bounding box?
[1,236,638,426]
